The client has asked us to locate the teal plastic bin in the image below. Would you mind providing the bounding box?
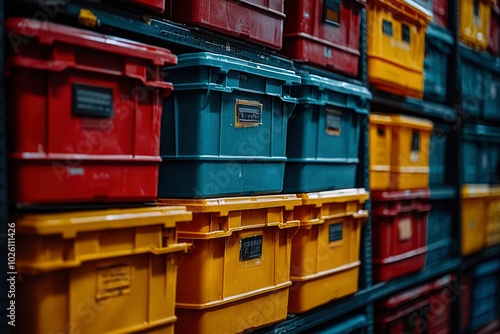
[429,123,455,186]
[424,25,453,103]
[460,45,500,121]
[283,73,371,193]
[462,124,500,185]
[471,259,500,331]
[460,45,487,119]
[159,52,300,198]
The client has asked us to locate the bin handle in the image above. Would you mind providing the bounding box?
[8,56,173,90]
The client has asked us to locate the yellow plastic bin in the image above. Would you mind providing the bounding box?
[461,185,489,255]
[15,207,192,334]
[288,189,369,314]
[367,0,432,98]
[158,195,301,334]
[487,186,500,246]
[460,0,495,50]
[390,115,433,190]
[370,114,393,190]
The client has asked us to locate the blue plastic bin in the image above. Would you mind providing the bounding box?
[283,73,371,193]
[424,25,453,103]
[462,124,500,185]
[315,314,369,334]
[483,61,500,122]
[471,259,500,331]
[159,53,300,198]
[426,189,455,267]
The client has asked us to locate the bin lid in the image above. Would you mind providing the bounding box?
[390,115,434,131]
[297,188,369,205]
[463,123,500,141]
[462,185,490,199]
[474,259,500,277]
[171,52,301,85]
[158,194,301,214]
[297,73,372,103]
[15,206,192,238]
[5,17,177,66]
[402,0,433,19]
[371,189,431,201]
[369,113,393,125]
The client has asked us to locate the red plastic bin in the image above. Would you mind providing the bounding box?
[375,274,453,334]
[489,1,500,56]
[432,0,449,27]
[371,189,430,283]
[5,18,177,206]
[165,0,285,50]
[118,0,165,13]
[282,0,366,76]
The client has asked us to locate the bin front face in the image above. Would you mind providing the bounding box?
[461,186,489,255]
[460,0,494,50]
[166,0,285,50]
[284,76,370,193]
[15,207,190,334]
[282,0,365,76]
[390,116,433,190]
[6,18,176,206]
[371,190,430,282]
[367,0,431,98]
[287,190,367,313]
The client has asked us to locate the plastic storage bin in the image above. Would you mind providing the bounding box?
[165,0,285,50]
[462,124,500,185]
[463,274,472,331]
[5,18,177,206]
[424,25,454,103]
[371,189,430,282]
[433,0,449,27]
[390,115,433,190]
[15,207,192,334]
[369,114,393,190]
[470,259,500,331]
[158,195,301,334]
[461,185,489,255]
[159,52,299,198]
[367,0,432,98]
[375,274,453,333]
[283,74,371,193]
[281,0,366,76]
[288,189,369,313]
[426,192,455,267]
[459,45,500,121]
[487,186,500,246]
[459,0,495,50]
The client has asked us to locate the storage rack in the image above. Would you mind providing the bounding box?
[3,0,500,333]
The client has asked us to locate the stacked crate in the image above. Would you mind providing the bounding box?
[458,0,500,262]
[158,0,372,325]
[369,114,433,282]
[5,17,194,334]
